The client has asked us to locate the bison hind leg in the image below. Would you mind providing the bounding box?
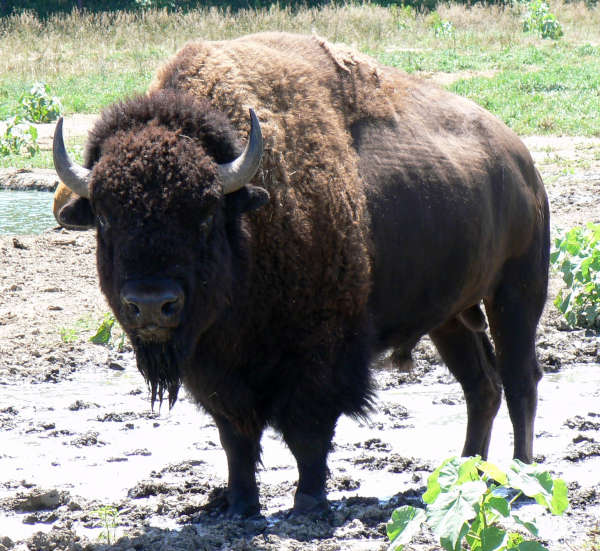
[484,256,547,463]
[429,318,502,460]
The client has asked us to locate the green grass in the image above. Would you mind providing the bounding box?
[0,0,599,163]
[0,137,84,169]
[450,63,600,136]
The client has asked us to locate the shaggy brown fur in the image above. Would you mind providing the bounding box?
[53,32,550,517]
[149,33,381,331]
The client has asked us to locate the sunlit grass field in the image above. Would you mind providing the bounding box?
[0,0,598,169]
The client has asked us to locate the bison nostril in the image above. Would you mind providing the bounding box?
[161,298,180,318]
[120,279,184,328]
[128,303,141,317]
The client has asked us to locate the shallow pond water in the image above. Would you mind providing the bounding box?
[0,190,55,235]
[1,359,598,543]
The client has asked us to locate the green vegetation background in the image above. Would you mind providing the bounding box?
[4,0,443,18]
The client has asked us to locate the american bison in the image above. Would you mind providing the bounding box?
[52,32,550,517]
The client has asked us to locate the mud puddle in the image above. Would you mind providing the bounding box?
[1,355,599,549]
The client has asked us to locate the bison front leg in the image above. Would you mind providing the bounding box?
[280,416,337,515]
[213,414,263,518]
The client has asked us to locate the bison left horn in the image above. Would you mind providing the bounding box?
[53,117,91,199]
[218,108,263,194]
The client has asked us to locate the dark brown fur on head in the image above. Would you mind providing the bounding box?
[87,91,252,408]
[85,89,242,169]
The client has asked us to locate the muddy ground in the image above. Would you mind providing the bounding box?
[0,130,599,551]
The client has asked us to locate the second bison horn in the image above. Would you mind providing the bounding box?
[53,117,92,199]
[218,108,263,194]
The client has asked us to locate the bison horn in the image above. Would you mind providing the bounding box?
[218,108,263,194]
[53,116,91,199]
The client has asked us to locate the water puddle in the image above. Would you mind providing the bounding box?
[0,190,55,234]
[0,361,598,541]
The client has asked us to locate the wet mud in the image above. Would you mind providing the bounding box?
[0,135,599,550]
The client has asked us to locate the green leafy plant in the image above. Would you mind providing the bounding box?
[90,313,127,350]
[550,223,600,328]
[59,326,78,344]
[59,314,126,349]
[522,0,563,40]
[428,12,455,38]
[90,313,116,345]
[387,456,569,551]
[91,505,120,544]
[0,115,39,157]
[19,82,62,123]
[389,4,415,29]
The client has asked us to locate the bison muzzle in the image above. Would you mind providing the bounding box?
[52,32,550,518]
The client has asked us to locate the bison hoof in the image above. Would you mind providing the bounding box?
[291,492,329,516]
[225,500,260,519]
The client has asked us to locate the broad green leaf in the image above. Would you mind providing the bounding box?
[457,456,482,484]
[487,495,510,518]
[549,477,569,515]
[480,526,509,551]
[90,315,115,345]
[437,458,463,490]
[386,506,426,550]
[424,457,455,504]
[427,481,487,550]
[506,461,568,515]
[424,460,447,504]
[506,461,553,510]
[512,514,539,536]
[440,525,469,551]
[479,461,508,485]
[425,456,482,504]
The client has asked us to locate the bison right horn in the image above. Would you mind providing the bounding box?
[53,117,91,199]
[218,108,263,195]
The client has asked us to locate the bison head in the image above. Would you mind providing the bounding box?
[53,91,269,407]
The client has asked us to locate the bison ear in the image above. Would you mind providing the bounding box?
[225,185,270,214]
[57,197,95,230]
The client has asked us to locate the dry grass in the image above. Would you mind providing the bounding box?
[1,1,596,86]
[0,1,598,130]
[0,4,406,84]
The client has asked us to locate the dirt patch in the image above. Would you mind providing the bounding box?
[0,135,599,550]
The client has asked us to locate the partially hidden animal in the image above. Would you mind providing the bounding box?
[52,32,550,517]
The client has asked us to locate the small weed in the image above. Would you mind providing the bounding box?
[550,223,600,329]
[387,455,568,551]
[58,316,94,344]
[19,82,62,123]
[91,505,120,544]
[59,314,127,348]
[90,313,116,345]
[389,4,415,29]
[428,12,455,38]
[59,327,78,344]
[522,0,563,39]
[0,115,39,157]
[90,313,128,351]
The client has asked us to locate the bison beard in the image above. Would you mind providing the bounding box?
[134,341,184,409]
